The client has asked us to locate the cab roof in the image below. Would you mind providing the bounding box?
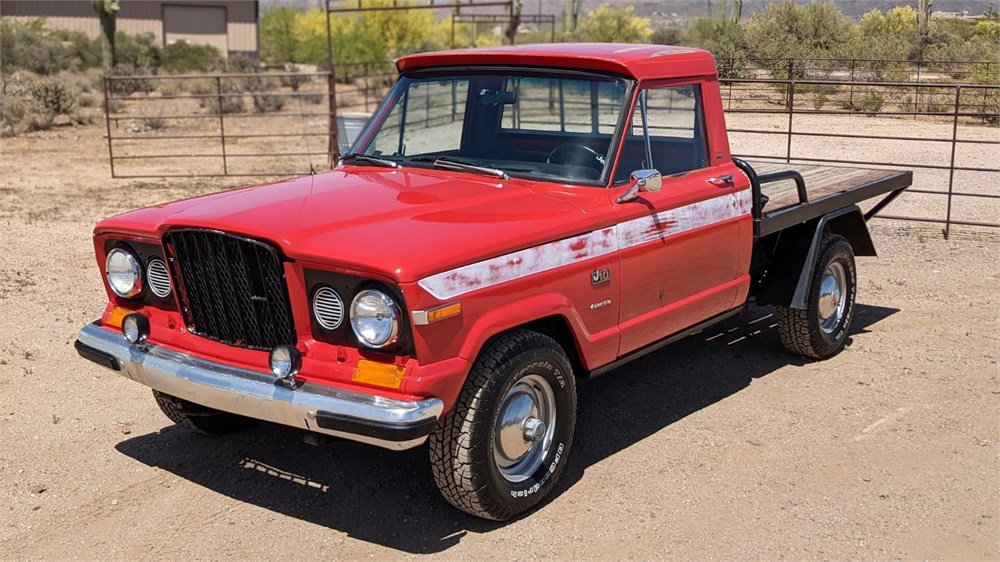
[396,43,717,81]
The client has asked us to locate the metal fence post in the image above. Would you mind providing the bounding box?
[104,74,116,178]
[216,76,228,175]
[328,68,340,166]
[944,85,961,239]
[786,80,795,163]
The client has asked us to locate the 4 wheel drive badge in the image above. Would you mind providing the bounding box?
[591,267,611,285]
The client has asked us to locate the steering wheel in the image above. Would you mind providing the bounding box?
[546,143,606,171]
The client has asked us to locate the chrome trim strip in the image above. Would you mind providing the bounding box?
[418,189,751,301]
[77,323,443,450]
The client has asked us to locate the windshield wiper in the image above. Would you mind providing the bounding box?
[340,153,399,168]
[410,157,509,180]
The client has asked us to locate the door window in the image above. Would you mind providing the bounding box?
[617,85,709,182]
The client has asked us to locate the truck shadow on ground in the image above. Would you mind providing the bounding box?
[115,303,897,554]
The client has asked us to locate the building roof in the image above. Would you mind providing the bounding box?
[396,43,717,80]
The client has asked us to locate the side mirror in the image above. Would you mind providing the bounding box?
[616,169,662,204]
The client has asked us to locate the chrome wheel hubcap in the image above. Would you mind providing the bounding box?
[818,261,847,334]
[494,374,556,483]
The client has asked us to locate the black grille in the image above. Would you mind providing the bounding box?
[164,229,296,350]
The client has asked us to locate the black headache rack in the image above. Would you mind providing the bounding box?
[733,158,912,239]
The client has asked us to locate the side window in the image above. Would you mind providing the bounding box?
[618,84,708,181]
[366,80,468,157]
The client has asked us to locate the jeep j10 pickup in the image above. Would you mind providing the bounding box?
[76,44,911,521]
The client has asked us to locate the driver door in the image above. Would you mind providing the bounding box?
[614,83,746,356]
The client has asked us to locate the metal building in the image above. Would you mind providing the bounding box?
[0,0,259,57]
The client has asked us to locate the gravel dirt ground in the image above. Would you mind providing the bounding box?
[0,115,998,560]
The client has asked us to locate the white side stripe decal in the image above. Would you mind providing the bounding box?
[418,190,751,301]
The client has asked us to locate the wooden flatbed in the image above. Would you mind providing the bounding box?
[743,161,913,237]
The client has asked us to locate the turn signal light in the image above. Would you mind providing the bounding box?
[352,360,406,390]
[106,306,131,328]
[412,302,462,326]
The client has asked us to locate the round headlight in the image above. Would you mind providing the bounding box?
[350,289,401,349]
[106,248,143,298]
[269,344,302,381]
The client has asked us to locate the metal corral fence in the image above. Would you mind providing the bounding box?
[103,65,396,179]
[716,57,999,83]
[720,77,998,237]
[103,62,998,236]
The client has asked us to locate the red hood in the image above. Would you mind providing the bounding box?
[95,166,594,282]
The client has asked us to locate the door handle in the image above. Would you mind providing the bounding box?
[707,174,734,188]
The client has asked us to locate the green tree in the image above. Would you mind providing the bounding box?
[259,6,299,64]
[577,4,652,44]
[682,16,751,78]
[745,1,858,78]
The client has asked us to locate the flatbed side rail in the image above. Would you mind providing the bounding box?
[733,158,913,238]
[732,158,763,239]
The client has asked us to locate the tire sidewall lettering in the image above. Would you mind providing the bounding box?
[489,352,574,504]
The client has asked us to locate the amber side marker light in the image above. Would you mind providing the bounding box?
[352,360,407,390]
[412,302,462,326]
[106,306,132,328]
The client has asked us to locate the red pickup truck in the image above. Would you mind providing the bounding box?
[76,44,911,521]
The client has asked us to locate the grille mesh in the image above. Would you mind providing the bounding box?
[165,230,296,350]
[146,258,172,298]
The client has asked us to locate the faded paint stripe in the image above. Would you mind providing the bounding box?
[418,190,751,301]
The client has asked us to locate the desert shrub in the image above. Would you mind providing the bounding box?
[199,86,246,114]
[116,32,161,71]
[106,98,125,113]
[161,41,223,73]
[813,90,828,110]
[300,92,324,105]
[156,80,183,96]
[858,92,885,114]
[252,93,286,112]
[30,77,78,117]
[139,116,168,130]
[1,74,48,135]
[78,92,101,108]
[280,64,311,91]
[577,5,652,43]
[108,64,154,96]
[226,53,260,74]
[0,19,73,75]
[683,17,752,79]
[188,79,215,95]
[745,2,858,79]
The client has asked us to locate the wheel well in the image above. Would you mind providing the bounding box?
[517,315,588,379]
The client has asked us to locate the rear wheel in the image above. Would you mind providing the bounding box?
[777,233,857,359]
[153,390,256,435]
[429,329,576,521]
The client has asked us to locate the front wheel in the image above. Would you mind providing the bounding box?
[153,390,256,435]
[777,233,857,359]
[429,329,576,521]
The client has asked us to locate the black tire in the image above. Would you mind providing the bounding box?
[429,329,577,521]
[777,233,857,359]
[152,390,256,435]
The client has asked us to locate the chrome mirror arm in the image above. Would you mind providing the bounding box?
[616,169,663,204]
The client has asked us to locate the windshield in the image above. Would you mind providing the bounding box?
[351,70,632,184]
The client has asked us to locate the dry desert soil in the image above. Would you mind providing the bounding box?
[0,115,998,560]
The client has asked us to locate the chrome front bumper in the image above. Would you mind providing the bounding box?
[76,323,444,450]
